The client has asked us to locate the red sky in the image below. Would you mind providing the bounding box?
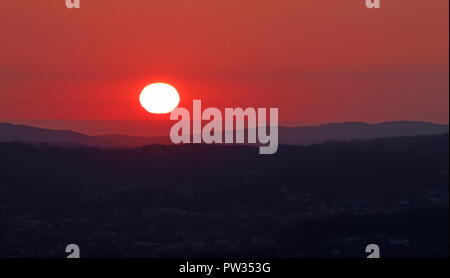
[0,0,448,136]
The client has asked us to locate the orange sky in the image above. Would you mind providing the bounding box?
[0,0,448,135]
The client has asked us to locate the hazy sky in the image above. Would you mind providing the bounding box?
[0,0,448,135]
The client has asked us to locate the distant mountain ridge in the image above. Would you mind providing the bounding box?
[0,123,106,146]
[278,121,450,145]
[0,123,170,147]
[0,121,448,148]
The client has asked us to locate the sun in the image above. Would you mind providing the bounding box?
[139,83,180,114]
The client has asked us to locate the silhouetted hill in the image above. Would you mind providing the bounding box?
[0,121,448,147]
[0,123,169,147]
[279,121,449,145]
[0,134,447,257]
[0,123,105,146]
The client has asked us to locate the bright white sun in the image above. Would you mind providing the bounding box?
[139,83,180,114]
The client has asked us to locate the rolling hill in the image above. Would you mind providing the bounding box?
[0,121,448,148]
